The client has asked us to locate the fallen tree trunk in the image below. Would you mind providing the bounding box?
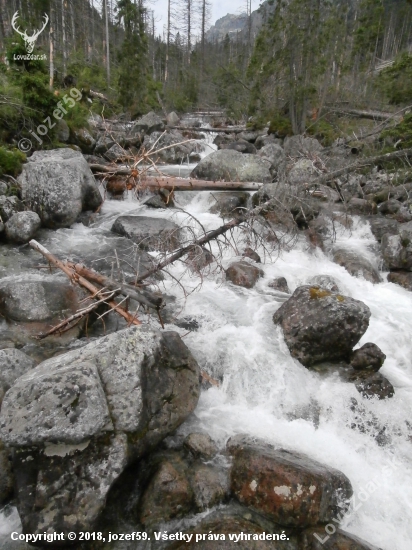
[325,107,396,121]
[29,240,141,327]
[169,126,246,134]
[89,167,263,191]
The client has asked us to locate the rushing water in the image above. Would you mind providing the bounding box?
[1,132,412,549]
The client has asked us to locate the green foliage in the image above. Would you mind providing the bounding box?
[0,147,26,177]
[377,53,412,104]
[353,0,384,64]
[307,119,337,146]
[268,113,293,137]
[381,113,412,148]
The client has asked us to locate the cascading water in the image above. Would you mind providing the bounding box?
[0,124,411,549]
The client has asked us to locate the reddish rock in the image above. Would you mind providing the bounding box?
[226,261,264,288]
[227,435,352,528]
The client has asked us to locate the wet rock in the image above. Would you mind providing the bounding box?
[167,111,180,126]
[308,275,340,293]
[143,129,199,163]
[381,226,412,270]
[18,149,102,229]
[0,276,79,324]
[70,128,96,154]
[0,348,35,395]
[238,131,260,143]
[350,343,386,372]
[191,150,272,183]
[0,326,200,538]
[131,111,165,135]
[187,246,214,271]
[142,194,169,209]
[367,217,399,242]
[387,270,412,290]
[332,248,381,283]
[301,527,381,549]
[165,504,299,550]
[353,371,395,400]
[183,433,218,460]
[273,285,371,367]
[189,462,229,511]
[242,247,261,263]
[258,143,286,172]
[227,435,352,527]
[268,277,290,293]
[347,198,377,216]
[111,214,181,252]
[255,134,281,150]
[214,133,236,147]
[0,196,24,222]
[284,135,323,157]
[226,261,264,288]
[210,192,249,217]
[4,211,41,244]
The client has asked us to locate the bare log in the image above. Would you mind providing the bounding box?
[324,107,397,121]
[29,240,141,326]
[169,126,247,134]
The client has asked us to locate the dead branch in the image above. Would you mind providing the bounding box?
[169,126,246,134]
[29,240,141,326]
[319,147,412,186]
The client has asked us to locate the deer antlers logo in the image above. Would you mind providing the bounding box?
[11,11,49,54]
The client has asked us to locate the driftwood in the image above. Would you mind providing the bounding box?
[324,107,397,122]
[29,240,142,329]
[169,126,246,134]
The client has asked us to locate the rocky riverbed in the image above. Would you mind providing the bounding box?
[0,112,411,550]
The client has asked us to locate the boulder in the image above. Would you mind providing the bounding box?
[18,149,102,228]
[288,158,318,186]
[221,141,257,154]
[210,192,249,217]
[132,111,164,135]
[227,435,352,527]
[308,275,340,293]
[183,433,218,460]
[258,143,286,171]
[143,130,198,164]
[111,214,181,252]
[164,504,299,550]
[70,128,96,154]
[191,150,272,183]
[214,133,236,147]
[94,135,116,155]
[187,246,214,272]
[242,247,261,263]
[0,180,8,195]
[0,195,24,222]
[104,143,128,162]
[4,211,41,243]
[352,371,395,400]
[0,440,13,504]
[333,248,381,283]
[387,270,412,290]
[255,134,281,150]
[350,343,386,372]
[273,285,371,367]
[268,277,290,293]
[367,217,399,242]
[0,348,35,395]
[284,135,323,158]
[381,226,412,270]
[237,131,259,143]
[301,527,381,550]
[347,198,377,216]
[167,111,180,126]
[226,261,264,288]
[0,326,200,538]
[0,276,79,324]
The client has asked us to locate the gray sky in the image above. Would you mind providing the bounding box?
[151,0,261,37]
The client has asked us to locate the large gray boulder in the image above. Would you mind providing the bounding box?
[112,214,181,251]
[0,326,200,539]
[258,143,286,171]
[273,285,371,367]
[382,225,412,270]
[0,276,79,324]
[0,195,24,222]
[18,149,102,228]
[131,111,165,135]
[143,130,199,164]
[191,150,272,183]
[4,211,41,243]
[284,135,323,157]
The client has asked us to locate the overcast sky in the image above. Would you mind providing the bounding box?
[151,0,261,36]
